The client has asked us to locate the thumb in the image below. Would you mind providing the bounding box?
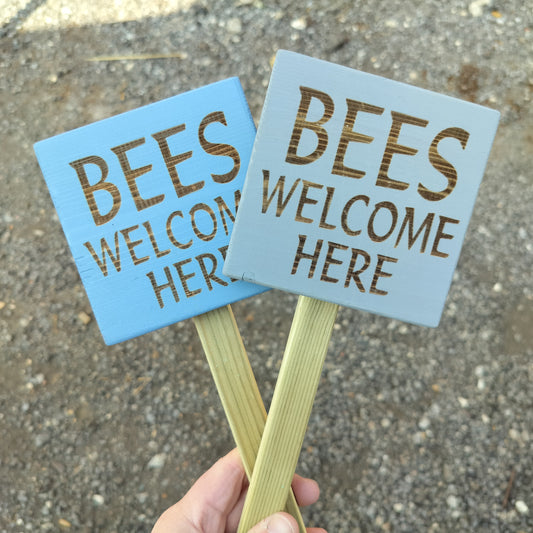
[247,512,297,533]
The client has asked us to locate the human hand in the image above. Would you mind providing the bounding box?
[152,448,326,533]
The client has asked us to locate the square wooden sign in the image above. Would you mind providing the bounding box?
[224,51,499,327]
[35,78,267,344]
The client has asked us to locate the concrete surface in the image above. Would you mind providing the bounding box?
[1,0,532,531]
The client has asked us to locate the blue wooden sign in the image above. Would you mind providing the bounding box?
[224,51,500,327]
[35,78,267,345]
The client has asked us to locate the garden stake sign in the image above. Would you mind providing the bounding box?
[223,51,500,531]
[34,79,306,530]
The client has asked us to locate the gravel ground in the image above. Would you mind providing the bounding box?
[1,1,532,532]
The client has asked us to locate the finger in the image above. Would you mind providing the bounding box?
[227,472,319,529]
[291,474,320,507]
[247,512,298,533]
[185,448,247,531]
[225,484,248,532]
[194,450,245,501]
[152,449,246,533]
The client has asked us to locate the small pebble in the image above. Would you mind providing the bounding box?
[226,17,242,34]
[446,495,459,509]
[469,0,490,18]
[393,502,404,513]
[458,397,469,408]
[515,500,529,515]
[78,311,92,325]
[290,17,307,30]
[474,365,486,377]
[92,494,105,506]
[418,416,431,430]
[508,428,521,441]
[492,282,503,293]
[148,453,166,469]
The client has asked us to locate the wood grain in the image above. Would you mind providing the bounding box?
[236,296,339,532]
[193,305,305,531]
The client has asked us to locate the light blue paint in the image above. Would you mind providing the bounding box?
[224,51,500,327]
[35,78,267,344]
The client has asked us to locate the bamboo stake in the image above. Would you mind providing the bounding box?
[193,305,305,532]
[236,296,339,532]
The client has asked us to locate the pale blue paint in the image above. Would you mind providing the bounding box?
[35,78,267,344]
[224,51,500,327]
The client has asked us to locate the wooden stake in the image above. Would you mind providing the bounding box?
[193,305,306,532]
[236,296,339,532]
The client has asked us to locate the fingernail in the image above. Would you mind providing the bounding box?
[264,513,295,533]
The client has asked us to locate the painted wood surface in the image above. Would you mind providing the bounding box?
[224,50,500,327]
[225,51,500,531]
[35,78,267,345]
[35,78,306,527]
